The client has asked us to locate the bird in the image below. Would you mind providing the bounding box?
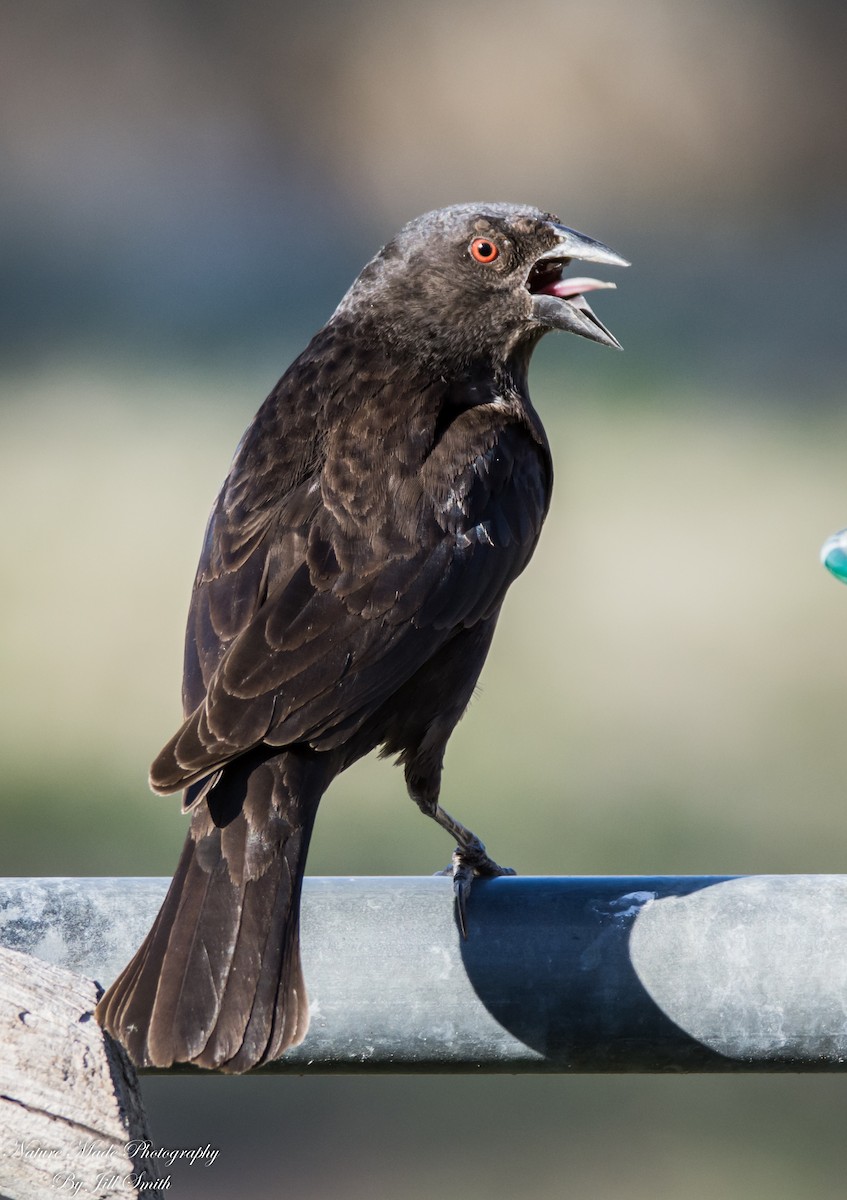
[95,202,627,1073]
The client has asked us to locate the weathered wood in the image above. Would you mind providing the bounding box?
[0,946,158,1200]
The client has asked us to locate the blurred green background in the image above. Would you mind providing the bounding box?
[2,1,846,1196]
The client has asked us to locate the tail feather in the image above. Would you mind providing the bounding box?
[198,851,308,1071]
[96,748,326,1073]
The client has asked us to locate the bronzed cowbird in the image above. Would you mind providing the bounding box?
[96,203,627,1072]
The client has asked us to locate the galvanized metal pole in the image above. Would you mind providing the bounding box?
[1,875,845,1072]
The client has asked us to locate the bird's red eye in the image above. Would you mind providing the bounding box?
[469,237,499,264]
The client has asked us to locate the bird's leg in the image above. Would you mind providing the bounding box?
[430,803,515,938]
[408,771,514,937]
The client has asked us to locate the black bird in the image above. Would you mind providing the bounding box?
[96,203,627,1072]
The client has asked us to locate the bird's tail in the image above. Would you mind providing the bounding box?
[96,748,327,1073]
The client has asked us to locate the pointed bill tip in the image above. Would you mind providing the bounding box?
[544,223,630,269]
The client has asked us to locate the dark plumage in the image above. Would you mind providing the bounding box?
[96,202,627,1072]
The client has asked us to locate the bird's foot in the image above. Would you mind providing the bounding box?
[435,836,515,939]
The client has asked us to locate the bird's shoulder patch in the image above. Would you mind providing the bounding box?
[422,400,549,526]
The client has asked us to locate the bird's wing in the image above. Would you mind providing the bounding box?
[151,413,550,796]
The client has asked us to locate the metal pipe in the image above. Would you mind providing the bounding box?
[1,875,845,1072]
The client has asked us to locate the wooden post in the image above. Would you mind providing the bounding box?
[0,946,159,1200]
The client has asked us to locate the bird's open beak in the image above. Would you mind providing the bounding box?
[527,224,629,350]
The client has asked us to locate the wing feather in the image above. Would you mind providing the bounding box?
[152,390,551,796]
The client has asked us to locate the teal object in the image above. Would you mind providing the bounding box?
[821,530,847,584]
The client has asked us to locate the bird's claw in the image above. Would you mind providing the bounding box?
[435,843,515,939]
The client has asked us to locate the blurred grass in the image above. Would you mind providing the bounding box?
[140,1073,847,1200]
[1,361,845,877]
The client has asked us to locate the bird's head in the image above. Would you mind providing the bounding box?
[334,202,629,370]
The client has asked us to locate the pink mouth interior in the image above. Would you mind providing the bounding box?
[537,276,617,300]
